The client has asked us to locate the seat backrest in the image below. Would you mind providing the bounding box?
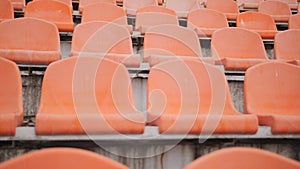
[0,18,60,64]
[165,0,198,13]
[25,0,73,24]
[187,9,228,30]
[135,8,178,30]
[148,59,238,116]
[11,0,25,10]
[184,147,300,169]
[206,0,239,13]
[35,0,72,7]
[136,6,176,16]
[0,0,14,21]
[275,30,300,60]
[81,3,127,24]
[266,0,297,6]
[0,148,129,169]
[71,21,133,55]
[259,0,291,16]
[289,13,300,29]
[0,57,23,125]
[236,11,277,30]
[237,0,263,6]
[79,0,115,12]
[38,56,137,116]
[123,0,157,13]
[211,27,267,60]
[245,62,300,116]
[144,24,201,57]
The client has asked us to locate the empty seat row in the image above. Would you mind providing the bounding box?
[2,0,299,33]
[1,17,300,69]
[1,56,300,135]
[5,0,300,16]
[0,147,299,169]
[238,0,298,10]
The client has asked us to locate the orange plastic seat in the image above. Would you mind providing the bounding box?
[289,13,300,29]
[25,0,74,32]
[81,3,132,33]
[71,21,139,67]
[143,24,212,66]
[165,0,199,18]
[0,0,13,22]
[10,0,25,10]
[135,6,178,34]
[0,18,60,65]
[123,0,157,16]
[79,0,115,13]
[258,1,291,22]
[0,58,23,136]
[184,147,300,169]
[274,30,300,65]
[236,11,278,39]
[245,62,300,134]
[147,59,258,134]
[0,148,129,169]
[187,9,228,37]
[206,0,239,21]
[211,27,269,70]
[266,0,298,10]
[237,0,263,9]
[36,56,145,135]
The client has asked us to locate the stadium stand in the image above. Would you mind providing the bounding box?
[289,13,300,29]
[245,62,300,134]
[236,0,263,10]
[1,0,300,166]
[275,29,300,65]
[187,9,228,37]
[70,21,139,67]
[258,1,292,22]
[135,6,178,34]
[0,0,13,22]
[147,59,258,134]
[0,148,130,169]
[81,3,133,33]
[123,0,157,16]
[0,18,60,65]
[266,0,298,10]
[143,24,210,66]
[165,0,199,18]
[184,147,300,169]
[10,0,25,10]
[236,11,278,39]
[35,56,145,135]
[0,57,23,136]
[205,0,239,21]
[211,27,269,70]
[25,0,74,32]
[78,0,116,13]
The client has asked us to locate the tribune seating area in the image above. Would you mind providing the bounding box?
[0,0,300,168]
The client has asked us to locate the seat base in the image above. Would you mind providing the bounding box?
[148,113,258,134]
[36,113,145,135]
